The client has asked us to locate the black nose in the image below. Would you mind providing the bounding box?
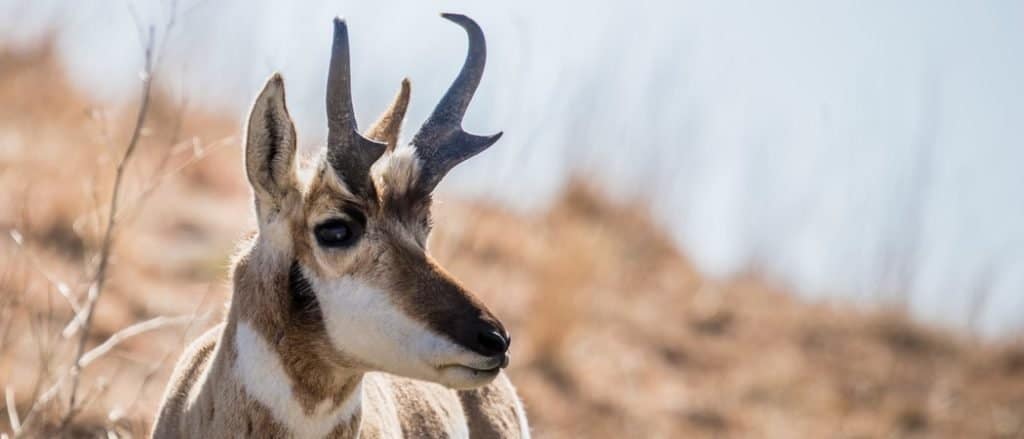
[473,330,509,357]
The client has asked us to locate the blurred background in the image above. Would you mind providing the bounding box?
[0,1,1022,437]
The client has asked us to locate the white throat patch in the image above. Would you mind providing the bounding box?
[233,321,361,438]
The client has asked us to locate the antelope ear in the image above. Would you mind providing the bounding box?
[244,73,299,224]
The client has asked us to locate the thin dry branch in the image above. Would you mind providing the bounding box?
[123,283,216,418]
[5,386,20,433]
[68,133,237,239]
[118,134,237,224]
[9,3,196,435]
[8,230,82,315]
[79,315,196,368]
[12,373,67,437]
[61,24,158,430]
[0,263,22,353]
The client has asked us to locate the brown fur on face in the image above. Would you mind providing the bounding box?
[293,115,507,362]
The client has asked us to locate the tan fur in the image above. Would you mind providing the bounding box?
[152,73,528,438]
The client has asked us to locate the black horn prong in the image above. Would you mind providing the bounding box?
[324,17,386,196]
[411,13,502,194]
[427,13,487,129]
[326,17,356,141]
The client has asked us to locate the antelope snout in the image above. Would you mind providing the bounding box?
[410,258,512,369]
[452,318,510,369]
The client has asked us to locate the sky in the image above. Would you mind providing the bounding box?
[1,0,1022,336]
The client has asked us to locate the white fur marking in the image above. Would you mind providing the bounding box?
[452,413,470,439]
[514,395,532,439]
[371,145,421,197]
[234,322,360,439]
[303,271,480,383]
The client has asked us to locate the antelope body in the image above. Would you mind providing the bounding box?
[152,14,529,438]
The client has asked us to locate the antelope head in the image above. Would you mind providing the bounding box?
[240,14,508,390]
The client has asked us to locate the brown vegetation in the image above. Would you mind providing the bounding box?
[1,48,1022,438]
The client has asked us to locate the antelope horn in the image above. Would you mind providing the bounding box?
[325,18,387,195]
[365,78,412,151]
[411,13,502,193]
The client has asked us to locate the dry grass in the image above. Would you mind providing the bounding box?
[1,47,1022,438]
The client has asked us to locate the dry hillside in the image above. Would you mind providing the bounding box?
[1,47,1023,438]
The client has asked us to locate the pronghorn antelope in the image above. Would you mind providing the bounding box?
[152,14,529,438]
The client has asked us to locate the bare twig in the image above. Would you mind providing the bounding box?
[25,283,61,410]
[69,133,237,238]
[13,373,67,437]
[119,134,236,225]
[120,284,216,427]
[79,315,196,367]
[0,263,23,353]
[12,311,196,436]
[59,284,95,339]
[5,386,20,432]
[61,24,157,430]
[8,230,82,315]
[14,299,205,431]
[12,2,196,434]
[59,99,188,339]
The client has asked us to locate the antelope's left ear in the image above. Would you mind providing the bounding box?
[244,73,299,225]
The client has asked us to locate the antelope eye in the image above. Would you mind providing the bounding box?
[314,219,361,248]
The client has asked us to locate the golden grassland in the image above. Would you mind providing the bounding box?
[1,47,1023,438]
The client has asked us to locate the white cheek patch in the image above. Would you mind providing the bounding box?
[234,322,361,438]
[302,270,466,379]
